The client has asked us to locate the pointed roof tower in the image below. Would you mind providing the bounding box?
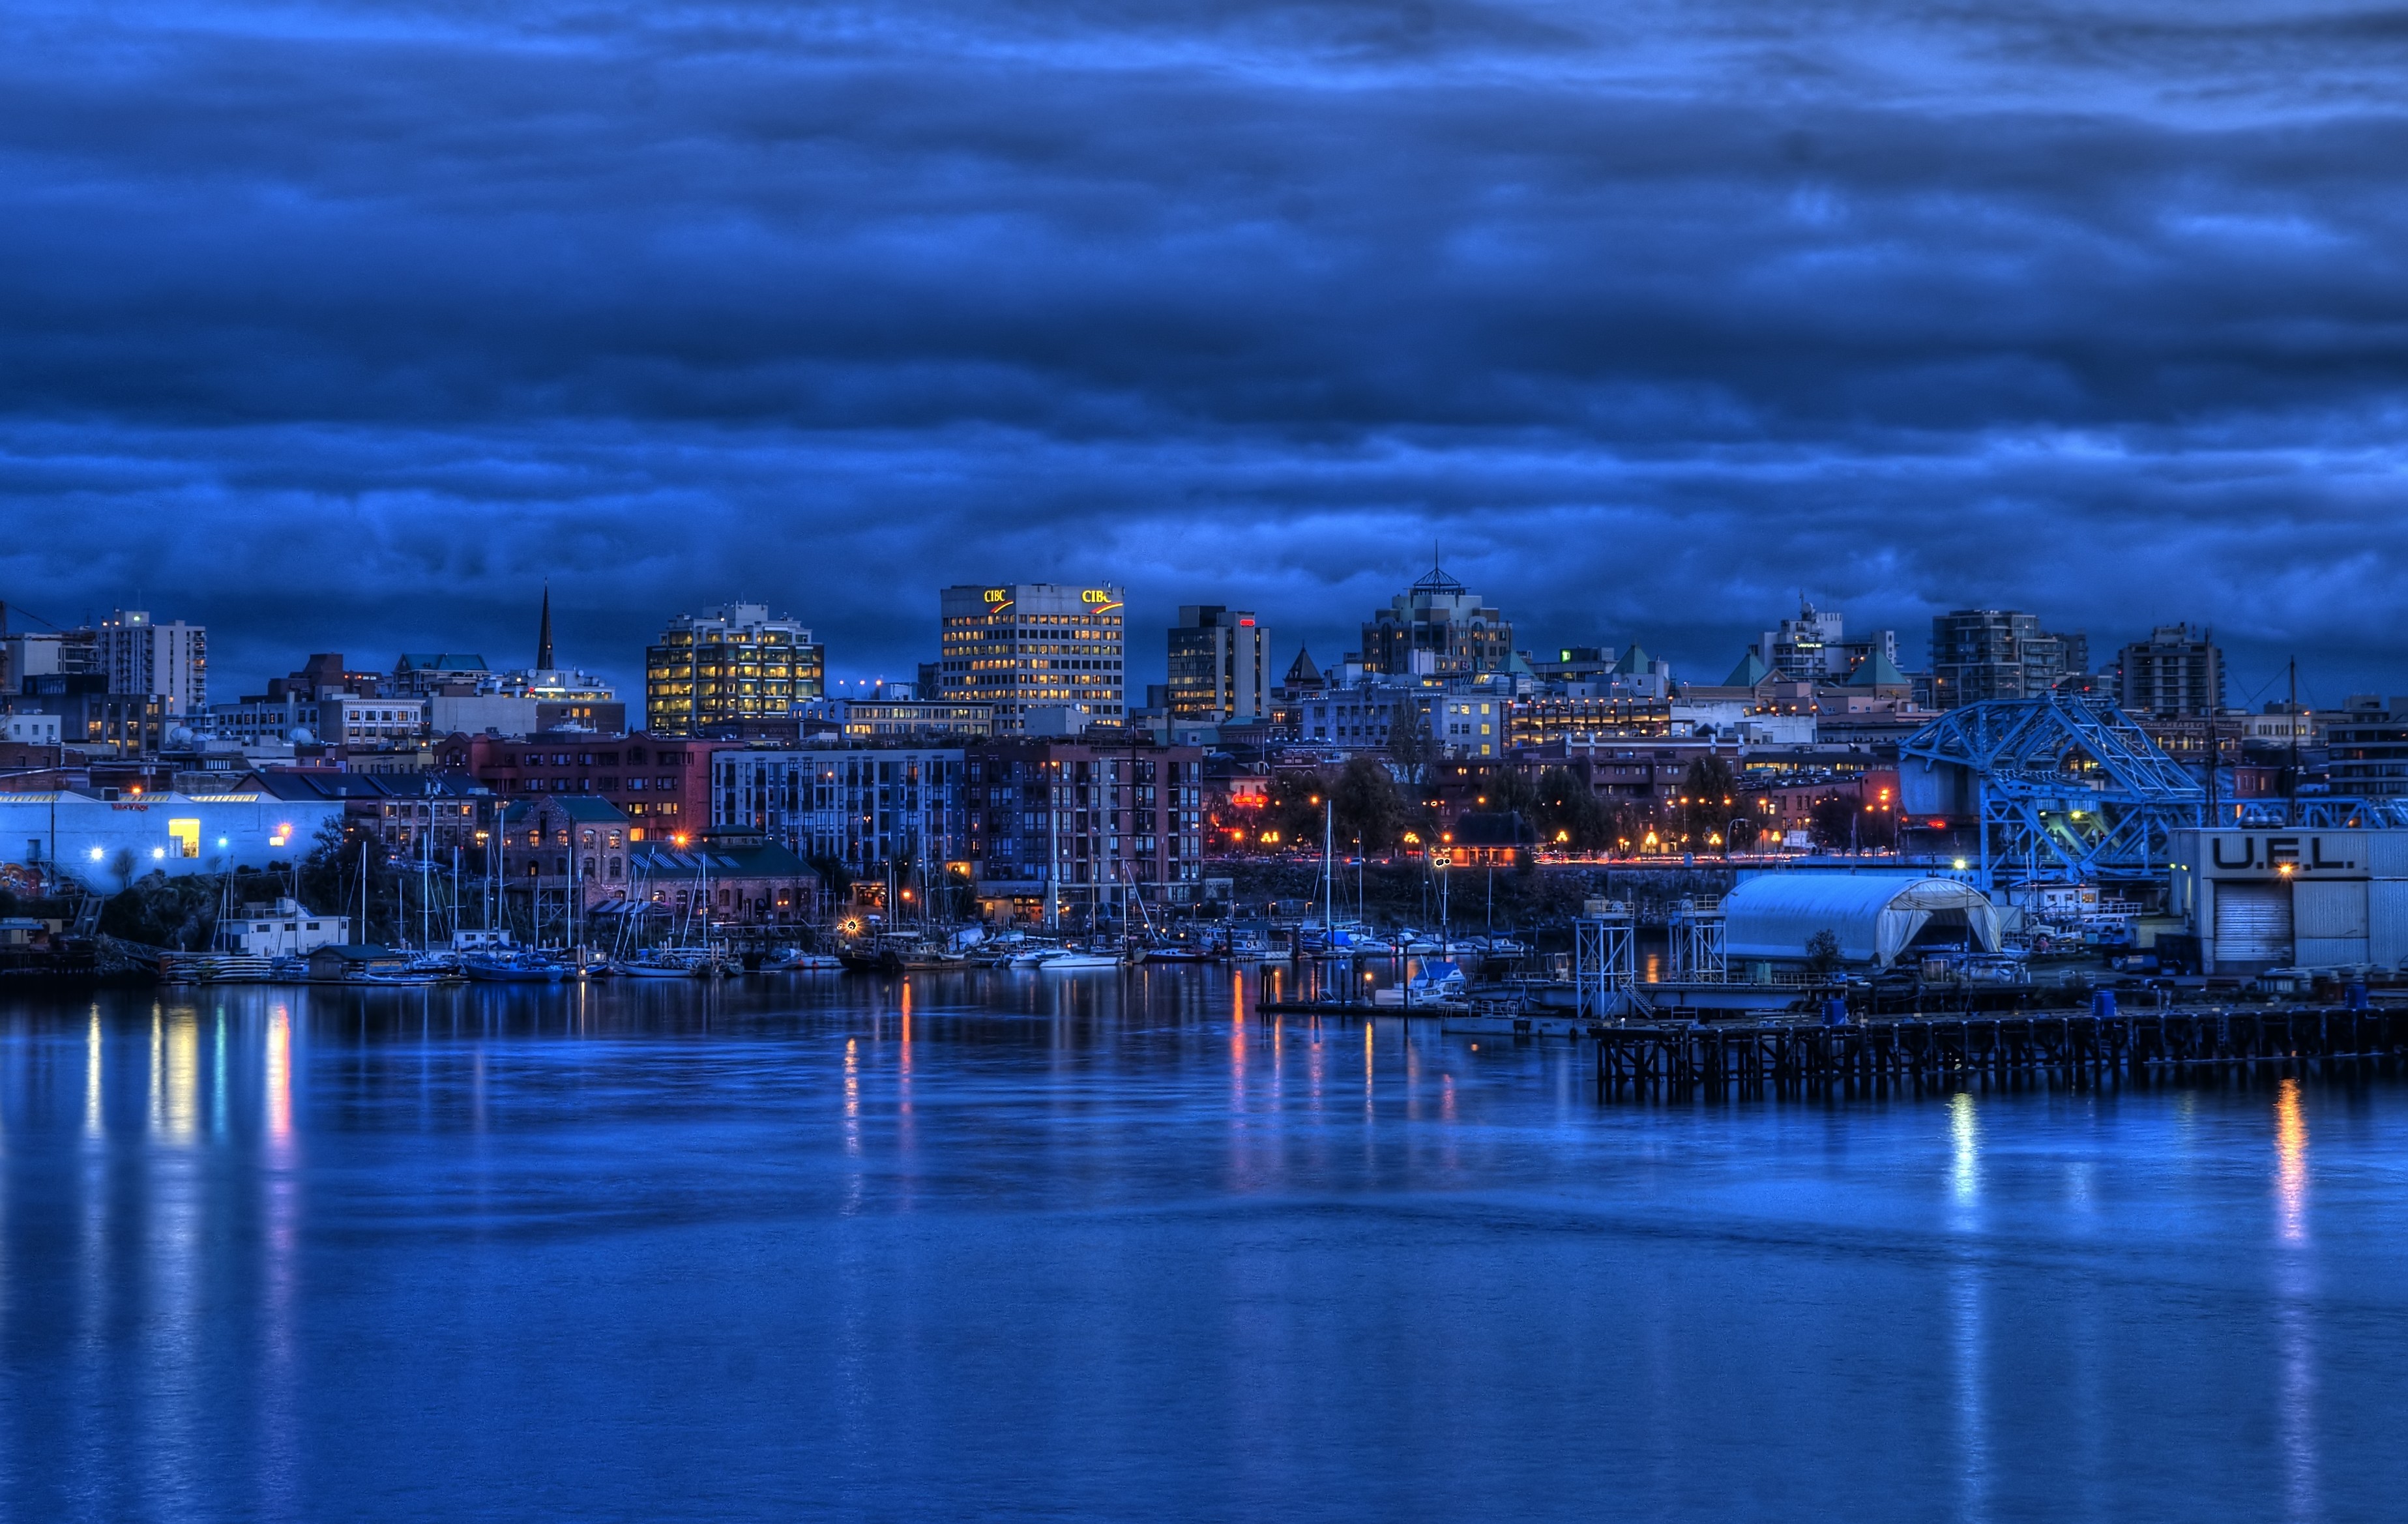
[536,581,555,671]
[1284,643,1324,689]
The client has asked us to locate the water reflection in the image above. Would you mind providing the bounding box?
[2274,1078,2317,1522]
[84,1009,102,1137]
[1948,1091,1990,1523]
[166,1008,198,1141]
[2275,1078,2309,1246]
[265,1004,291,1145]
[0,979,2395,1524]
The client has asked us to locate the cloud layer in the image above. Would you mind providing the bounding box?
[5,0,2407,709]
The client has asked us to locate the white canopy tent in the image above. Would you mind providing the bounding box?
[1722,875,2002,968]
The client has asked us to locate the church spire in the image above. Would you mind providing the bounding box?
[536,581,554,671]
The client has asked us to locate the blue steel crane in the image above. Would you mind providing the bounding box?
[1898,698,2206,890]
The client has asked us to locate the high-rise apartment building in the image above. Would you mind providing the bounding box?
[1755,600,1900,679]
[2117,625,2225,718]
[96,609,207,716]
[1357,564,1512,679]
[937,583,1126,735]
[1930,609,2085,709]
[2327,703,2408,800]
[643,603,825,737]
[1166,606,1269,722]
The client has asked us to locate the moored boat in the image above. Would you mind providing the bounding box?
[462,953,565,984]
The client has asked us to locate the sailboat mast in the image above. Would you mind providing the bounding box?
[1323,796,1333,928]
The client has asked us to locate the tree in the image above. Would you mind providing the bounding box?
[300,818,404,942]
[1531,766,1614,852]
[1332,757,1407,852]
[1856,801,1899,851]
[1679,756,1738,847]
[808,853,857,899]
[1386,701,1436,786]
[1805,929,1843,976]
[97,874,220,948]
[1266,769,1332,852]
[1808,796,1858,852]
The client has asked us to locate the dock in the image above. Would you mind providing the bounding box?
[1591,1007,2408,1095]
[1255,1000,2408,1095]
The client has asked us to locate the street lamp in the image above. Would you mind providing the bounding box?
[1723,815,1754,860]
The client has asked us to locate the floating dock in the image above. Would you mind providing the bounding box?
[1592,1007,2408,1094]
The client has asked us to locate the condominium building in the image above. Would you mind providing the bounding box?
[1930,609,2086,709]
[713,747,969,872]
[2325,705,2408,800]
[96,609,207,716]
[1166,606,1270,722]
[643,603,826,737]
[2117,624,2225,718]
[963,739,1206,915]
[936,583,1126,735]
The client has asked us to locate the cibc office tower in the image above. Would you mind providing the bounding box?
[937,583,1126,735]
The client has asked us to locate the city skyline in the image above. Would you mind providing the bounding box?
[0,572,2375,723]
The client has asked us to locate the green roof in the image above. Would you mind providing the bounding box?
[1847,651,1911,688]
[1724,651,1772,686]
[1617,643,1652,674]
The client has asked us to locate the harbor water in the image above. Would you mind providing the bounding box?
[1,969,2403,1521]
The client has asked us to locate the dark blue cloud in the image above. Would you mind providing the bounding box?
[3,1,2407,709]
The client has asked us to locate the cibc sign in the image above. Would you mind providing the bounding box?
[2199,832,2358,878]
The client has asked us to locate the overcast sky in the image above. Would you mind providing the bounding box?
[5,0,2406,713]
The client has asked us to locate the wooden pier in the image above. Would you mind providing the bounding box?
[1591,1007,2408,1096]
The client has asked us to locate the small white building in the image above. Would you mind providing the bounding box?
[319,696,428,748]
[218,898,352,956]
[2,712,61,745]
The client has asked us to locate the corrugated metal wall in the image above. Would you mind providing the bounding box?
[2212,883,2293,965]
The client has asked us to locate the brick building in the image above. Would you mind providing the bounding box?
[965,737,1206,919]
[435,732,721,838]
[501,796,633,910]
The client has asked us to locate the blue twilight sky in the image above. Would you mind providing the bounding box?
[4,0,2407,713]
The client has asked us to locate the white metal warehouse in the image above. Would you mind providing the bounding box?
[1722,873,2003,968]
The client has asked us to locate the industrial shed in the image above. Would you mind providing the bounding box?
[1723,874,2002,968]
